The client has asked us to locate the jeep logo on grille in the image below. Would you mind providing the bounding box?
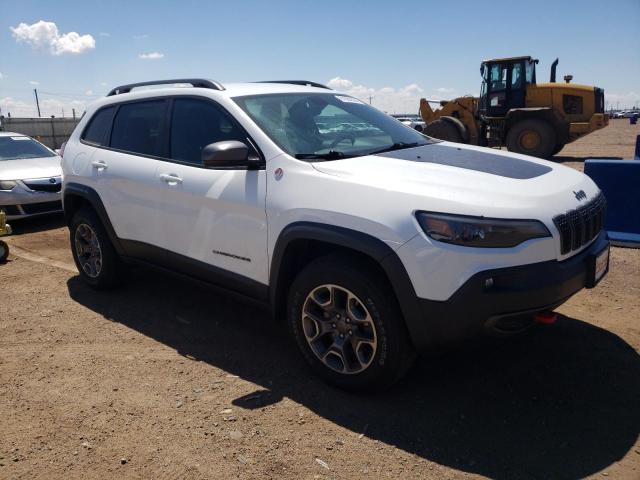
[573,190,587,201]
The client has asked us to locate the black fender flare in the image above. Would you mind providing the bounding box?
[269,222,423,346]
[63,183,125,255]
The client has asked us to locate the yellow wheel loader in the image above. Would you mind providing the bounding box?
[420,56,609,158]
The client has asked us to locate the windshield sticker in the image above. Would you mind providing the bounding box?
[335,95,363,104]
[10,136,30,141]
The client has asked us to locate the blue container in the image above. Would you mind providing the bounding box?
[630,114,638,125]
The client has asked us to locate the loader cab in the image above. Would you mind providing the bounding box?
[479,56,538,118]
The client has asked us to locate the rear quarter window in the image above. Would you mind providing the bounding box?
[81,106,116,146]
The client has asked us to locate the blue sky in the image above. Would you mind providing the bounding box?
[1,0,639,116]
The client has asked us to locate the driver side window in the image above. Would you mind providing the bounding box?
[170,98,249,165]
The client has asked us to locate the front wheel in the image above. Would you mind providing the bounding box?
[0,240,9,263]
[287,255,415,392]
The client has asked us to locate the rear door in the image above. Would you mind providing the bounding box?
[92,99,168,247]
[154,96,268,289]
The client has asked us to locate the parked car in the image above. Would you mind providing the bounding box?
[0,132,63,220]
[393,115,426,132]
[61,79,610,391]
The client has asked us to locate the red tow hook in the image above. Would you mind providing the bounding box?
[534,311,558,325]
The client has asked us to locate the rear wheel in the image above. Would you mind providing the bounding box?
[0,240,9,263]
[287,255,415,392]
[70,208,125,289]
[506,119,556,158]
[424,118,464,143]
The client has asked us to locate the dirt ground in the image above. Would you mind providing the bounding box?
[1,120,639,479]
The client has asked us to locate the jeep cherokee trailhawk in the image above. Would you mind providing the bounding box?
[61,79,609,391]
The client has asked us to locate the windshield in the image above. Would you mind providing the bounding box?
[0,136,56,161]
[234,93,435,160]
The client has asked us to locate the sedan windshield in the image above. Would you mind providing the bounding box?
[0,136,56,161]
[234,93,436,160]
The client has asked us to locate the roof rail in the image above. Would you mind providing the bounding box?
[256,80,331,90]
[107,78,225,96]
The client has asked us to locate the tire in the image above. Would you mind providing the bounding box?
[69,207,125,289]
[506,119,556,158]
[551,143,565,156]
[423,118,464,143]
[0,240,9,263]
[287,255,415,392]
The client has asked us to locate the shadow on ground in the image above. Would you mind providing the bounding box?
[8,212,66,235]
[67,268,640,479]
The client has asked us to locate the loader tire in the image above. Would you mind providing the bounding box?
[506,119,556,158]
[424,118,464,143]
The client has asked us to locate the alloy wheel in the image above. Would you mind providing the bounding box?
[74,223,102,278]
[301,284,378,374]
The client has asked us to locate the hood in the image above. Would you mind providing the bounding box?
[0,155,62,181]
[310,142,598,218]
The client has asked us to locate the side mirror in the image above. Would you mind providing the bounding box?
[201,140,261,169]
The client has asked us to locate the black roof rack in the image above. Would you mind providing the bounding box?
[107,78,225,96]
[256,80,331,90]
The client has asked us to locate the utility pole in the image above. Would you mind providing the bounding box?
[72,108,76,121]
[34,89,41,117]
[368,95,373,105]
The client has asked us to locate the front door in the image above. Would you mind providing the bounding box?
[154,97,268,289]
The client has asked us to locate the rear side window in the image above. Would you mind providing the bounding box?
[170,98,248,165]
[110,100,167,157]
[82,106,115,146]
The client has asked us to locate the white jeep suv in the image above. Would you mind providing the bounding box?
[61,79,609,391]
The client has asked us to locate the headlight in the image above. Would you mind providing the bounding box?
[0,180,17,191]
[416,212,550,248]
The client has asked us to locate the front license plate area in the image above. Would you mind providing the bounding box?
[587,245,609,288]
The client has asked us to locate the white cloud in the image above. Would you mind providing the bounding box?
[99,32,110,37]
[100,82,108,87]
[139,52,164,60]
[327,77,455,114]
[85,89,93,96]
[1,96,87,118]
[606,91,640,109]
[0,72,3,80]
[10,20,95,55]
[133,34,149,40]
[29,80,39,86]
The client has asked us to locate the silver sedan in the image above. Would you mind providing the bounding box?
[0,132,63,220]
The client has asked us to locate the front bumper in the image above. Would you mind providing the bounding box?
[0,191,62,220]
[407,231,609,350]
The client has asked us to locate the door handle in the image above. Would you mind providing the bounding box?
[159,173,183,184]
[91,160,108,170]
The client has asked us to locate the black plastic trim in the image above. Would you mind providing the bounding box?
[412,231,609,349]
[119,239,268,301]
[62,183,125,255]
[107,78,225,96]
[269,222,423,340]
[256,80,330,90]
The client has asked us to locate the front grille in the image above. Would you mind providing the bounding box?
[21,200,63,215]
[553,192,606,255]
[23,177,62,193]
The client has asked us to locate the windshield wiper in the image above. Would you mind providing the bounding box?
[294,150,350,160]
[368,142,423,155]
